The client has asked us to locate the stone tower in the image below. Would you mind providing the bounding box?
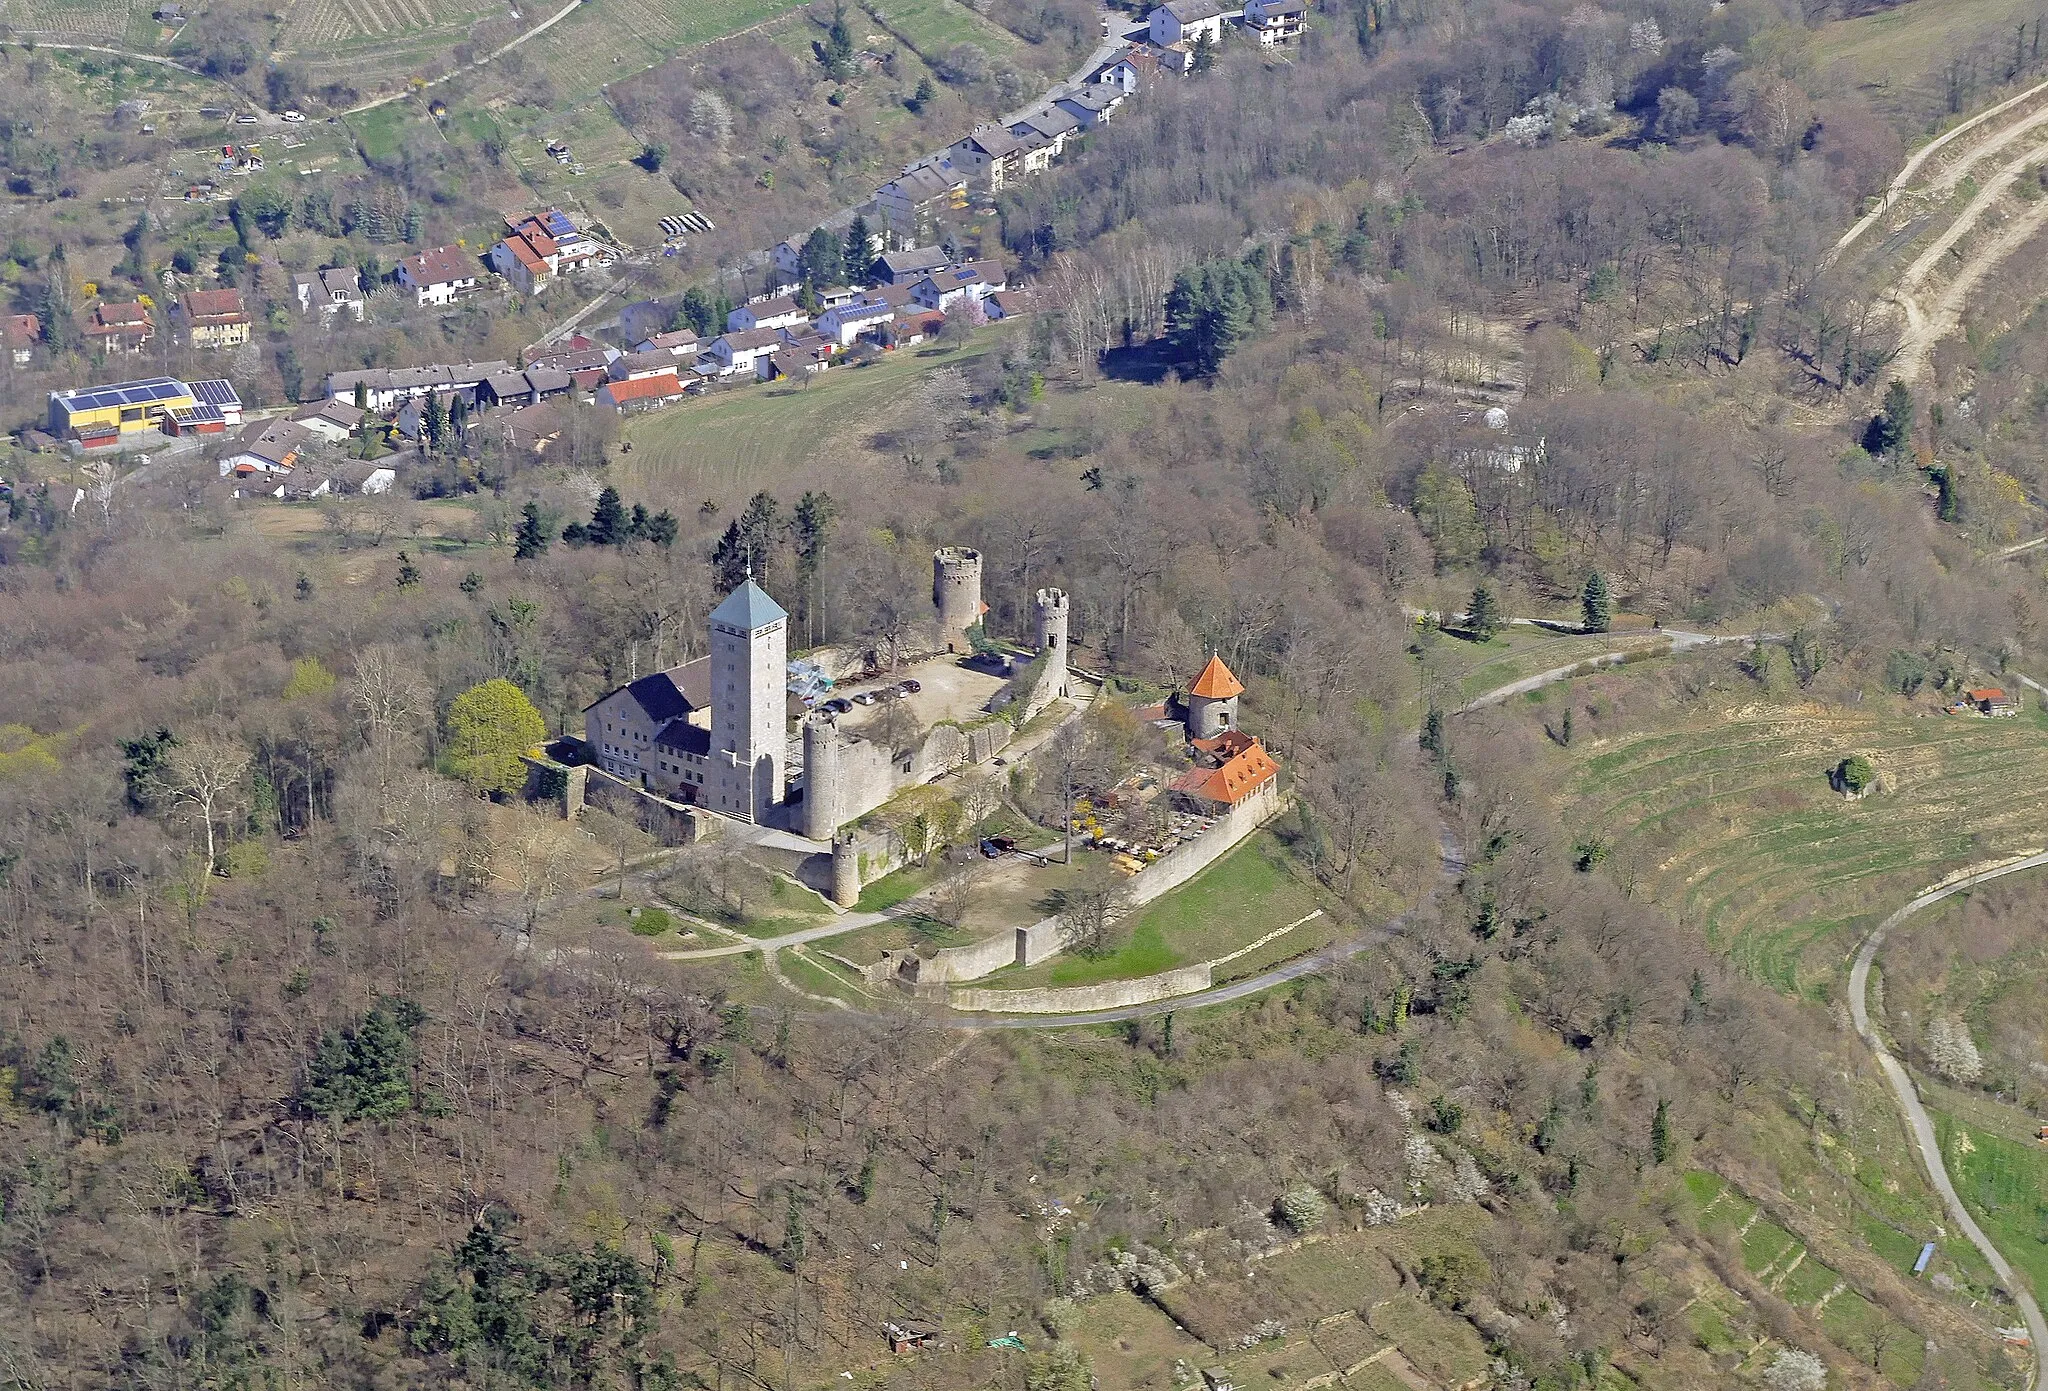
[1035,587,1070,699]
[707,578,788,824]
[932,546,983,654]
[799,717,844,840]
[1186,653,1244,739]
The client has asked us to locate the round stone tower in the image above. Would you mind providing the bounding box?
[830,834,862,908]
[1035,587,1070,698]
[800,718,843,841]
[932,546,983,654]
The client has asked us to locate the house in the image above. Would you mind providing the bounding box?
[871,245,951,285]
[608,351,685,382]
[910,262,1005,312]
[6,313,39,365]
[770,238,806,283]
[293,397,365,443]
[521,366,576,402]
[292,267,366,321]
[1054,82,1127,129]
[331,460,397,495]
[396,245,481,307]
[635,329,702,357]
[1168,731,1280,812]
[984,289,1035,320]
[618,299,677,344]
[651,718,713,802]
[324,362,512,410]
[583,659,713,788]
[81,301,155,354]
[489,223,558,294]
[726,295,809,333]
[888,309,946,347]
[1964,687,2022,716]
[708,327,788,376]
[759,338,834,382]
[1148,0,1225,47]
[948,124,1027,191]
[816,299,894,346]
[1100,46,1163,91]
[596,371,685,412]
[876,161,969,242]
[1008,106,1083,159]
[1242,0,1308,43]
[277,464,332,500]
[48,376,197,443]
[177,289,252,349]
[526,343,619,388]
[816,285,860,310]
[519,209,604,273]
[219,418,311,476]
[481,371,540,408]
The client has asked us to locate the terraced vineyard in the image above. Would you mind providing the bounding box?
[1563,702,2048,991]
[1,0,139,42]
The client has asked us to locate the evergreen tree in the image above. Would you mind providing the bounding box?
[711,491,783,589]
[628,502,651,539]
[1863,379,1913,457]
[911,75,937,111]
[588,487,628,546]
[1466,585,1501,640]
[1581,571,1612,633]
[643,510,678,547]
[513,502,552,560]
[1650,1099,1673,1165]
[1192,28,1217,71]
[800,226,845,288]
[395,551,421,589]
[844,215,871,277]
[679,287,715,336]
[815,0,855,78]
[1164,257,1273,375]
[425,393,450,453]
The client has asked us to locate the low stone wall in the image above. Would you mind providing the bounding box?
[951,964,1213,1014]
[520,754,703,845]
[914,783,1292,986]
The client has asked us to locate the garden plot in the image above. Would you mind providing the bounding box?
[4,0,136,42]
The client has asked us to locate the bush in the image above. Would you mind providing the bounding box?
[628,906,673,937]
[1836,755,1874,794]
[1275,1185,1328,1232]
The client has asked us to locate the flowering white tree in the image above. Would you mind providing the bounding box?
[1927,1012,1983,1082]
[1761,1347,1826,1391]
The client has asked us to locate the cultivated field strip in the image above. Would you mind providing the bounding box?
[1567,709,2048,989]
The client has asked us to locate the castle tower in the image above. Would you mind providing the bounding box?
[707,578,788,824]
[1186,653,1244,739]
[1035,588,1070,699]
[932,546,984,654]
[799,717,843,840]
[830,834,862,908]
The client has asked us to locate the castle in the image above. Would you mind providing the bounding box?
[581,546,1071,836]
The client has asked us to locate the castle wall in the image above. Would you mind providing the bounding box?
[800,714,1013,839]
[950,965,1214,1014]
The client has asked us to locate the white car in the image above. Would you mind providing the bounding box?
[281,110,306,123]
[234,112,258,124]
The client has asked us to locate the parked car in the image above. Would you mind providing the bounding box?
[979,836,1017,858]
[899,679,922,694]
[234,112,258,124]
[281,110,306,122]
[823,697,853,714]
[852,690,879,706]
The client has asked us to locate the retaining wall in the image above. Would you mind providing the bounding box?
[950,964,1214,1014]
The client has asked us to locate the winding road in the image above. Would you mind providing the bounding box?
[1848,854,2048,1387]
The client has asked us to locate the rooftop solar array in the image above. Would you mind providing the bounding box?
[171,404,227,424]
[188,378,241,407]
[542,209,577,238]
[53,377,191,413]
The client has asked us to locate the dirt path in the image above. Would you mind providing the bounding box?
[342,0,582,114]
[1837,75,2048,255]
[1848,852,2048,1388]
[1889,182,2048,383]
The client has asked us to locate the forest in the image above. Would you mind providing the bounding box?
[5,0,2048,1383]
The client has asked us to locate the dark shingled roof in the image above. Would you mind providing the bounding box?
[616,657,712,723]
[654,719,712,756]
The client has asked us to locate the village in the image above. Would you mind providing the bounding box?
[14,0,1310,481]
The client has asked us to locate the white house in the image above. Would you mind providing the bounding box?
[333,461,398,495]
[292,397,365,444]
[876,161,968,241]
[815,299,894,346]
[725,294,810,333]
[219,419,311,477]
[708,327,788,376]
[635,330,702,357]
[396,245,480,307]
[1054,82,1128,130]
[948,124,1028,191]
[324,362,512,411]
[292,267,366,321]
[770,238,806,283]
[1148,0,1225,47]
[1242,0,1307,42]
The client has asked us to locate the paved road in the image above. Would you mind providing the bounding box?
[1848,853,2048,1386]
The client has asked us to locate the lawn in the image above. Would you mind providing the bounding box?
[616,332,1012,502]
[1558,701,2048,993]
[1399,622,1672,727]
[1064,1291,1210,1391]
[1934,1105,2048,1298]
[986,830,1328,990]
[867,0,1028,67]
[1812,0,2048,134]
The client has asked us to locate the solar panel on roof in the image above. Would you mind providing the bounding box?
[190,379,240,406]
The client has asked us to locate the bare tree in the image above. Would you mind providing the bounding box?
[156,737,252,873]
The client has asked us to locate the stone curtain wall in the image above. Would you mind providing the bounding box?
[950,964,1215,1014]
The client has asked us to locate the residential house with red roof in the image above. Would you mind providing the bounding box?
[81,301,154,354]
[177,288,252,349]
[6,313,39,365]
[396,245,481,307]
[595,371,684,412]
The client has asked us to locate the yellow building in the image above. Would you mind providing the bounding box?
[48,377,198,445]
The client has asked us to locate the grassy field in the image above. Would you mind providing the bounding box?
[617,332,1011,501]
[1398,622,1673,728]
[983,831,1331,990]
[1811,0,2048,134]
[1933,1099,2048,1299]
[1559,698,2048,993]
[866,0,1027,67]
